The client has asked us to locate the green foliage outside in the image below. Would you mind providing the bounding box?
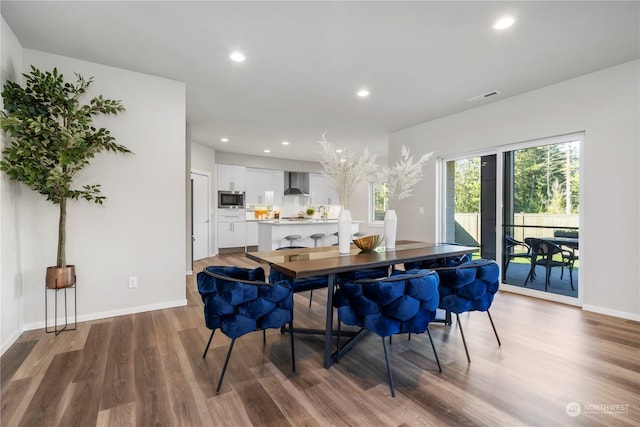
[512,142,579,214]
[453,141,580,215]
[373,182,388,220]
[454,158,481,213]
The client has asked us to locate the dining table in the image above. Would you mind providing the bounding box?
[246,241,478,368]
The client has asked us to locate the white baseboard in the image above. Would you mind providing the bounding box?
[21,299,188,332]
[1,330,24,355]
[186,270,193,275]
[582,304,640,322]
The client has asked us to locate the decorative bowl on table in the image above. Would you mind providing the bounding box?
[352,235,384,252]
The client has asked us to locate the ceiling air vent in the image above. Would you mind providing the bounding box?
[467,90,501,102]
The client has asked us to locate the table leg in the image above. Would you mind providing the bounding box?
[324,273,335,369]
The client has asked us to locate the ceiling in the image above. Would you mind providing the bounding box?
[2,1,639,162]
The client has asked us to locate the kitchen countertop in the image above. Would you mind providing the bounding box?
[257,219,340,225]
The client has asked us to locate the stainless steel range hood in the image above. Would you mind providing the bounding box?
[284,172,309,196]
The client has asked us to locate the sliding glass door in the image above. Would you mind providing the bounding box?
[501,134,581,301]
[440,133,582,304]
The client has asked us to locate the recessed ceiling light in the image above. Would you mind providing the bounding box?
[229,51,246,62]
[264,149,271,153]
[357,89,370,98]
[282,141,290,145]
[220,138,229,142]
[494,16,516,30]
[336,149,343,153]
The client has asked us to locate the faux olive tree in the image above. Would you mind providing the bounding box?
[0,66,131,285]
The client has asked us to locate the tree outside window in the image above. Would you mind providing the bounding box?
[371,182,389,221]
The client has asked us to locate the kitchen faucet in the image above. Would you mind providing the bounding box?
[318,205,327,221]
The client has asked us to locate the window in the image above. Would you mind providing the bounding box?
[370,181,389,222]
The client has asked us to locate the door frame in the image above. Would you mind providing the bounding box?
[191,169,212,261]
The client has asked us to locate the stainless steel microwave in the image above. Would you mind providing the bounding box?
[218,191,245,208]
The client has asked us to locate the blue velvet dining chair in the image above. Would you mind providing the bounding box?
[197,265,295,393]
[268,246,328,308]
[433,259,501,363]
[333,269,441,397]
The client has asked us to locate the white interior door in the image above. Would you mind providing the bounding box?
[191,171,210,261]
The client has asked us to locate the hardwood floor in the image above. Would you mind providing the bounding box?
[2,253,639,426]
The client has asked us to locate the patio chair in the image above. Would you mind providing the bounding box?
[523,238,575,291]
[197,266,295,393]
[503,235,532,278]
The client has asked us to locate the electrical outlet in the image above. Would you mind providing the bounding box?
[128,276,138,289]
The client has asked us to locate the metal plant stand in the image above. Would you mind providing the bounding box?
[45,279,77,335]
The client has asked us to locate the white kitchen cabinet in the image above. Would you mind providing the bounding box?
[246,168,285,206]
[217,209,246,248]
[246,221,259,246]
[309,173,339,206]
[217,164,246,192]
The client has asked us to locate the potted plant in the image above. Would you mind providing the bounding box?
[0,66,131,288]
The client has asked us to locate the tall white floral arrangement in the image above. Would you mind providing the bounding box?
[318,136,379,210]
[384,145,433,208]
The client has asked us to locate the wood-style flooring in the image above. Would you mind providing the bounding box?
[1,253,639,426]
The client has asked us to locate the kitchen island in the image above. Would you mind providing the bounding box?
[257,220,359,251]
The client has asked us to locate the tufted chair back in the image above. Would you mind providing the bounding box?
[433,259,501,363]
[436,259,500,314]
[197,265,295,393]
[268,247,329,308]
[334,269,441,397]
[335,269,440,337]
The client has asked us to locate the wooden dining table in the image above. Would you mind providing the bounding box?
[246,241,478,368]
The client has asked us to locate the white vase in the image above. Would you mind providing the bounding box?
[384,209,397,249]
[338,209,352,254]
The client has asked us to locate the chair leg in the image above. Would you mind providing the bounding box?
[216,338,236,394]
[544,264,551,292]
[289,321,296,372]
[263,329,266,344]
[309,290,313,308]
[487,310,501,346]
[455,314,471,363]
[523,264,535,286]
[569,266,575,291]
[381,336,396,397]
[335,320,342,363]
[202,330,215,359]
[426,328,442,372]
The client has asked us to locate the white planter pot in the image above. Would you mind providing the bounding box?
[384,209,397,249]
[338,209,352,254]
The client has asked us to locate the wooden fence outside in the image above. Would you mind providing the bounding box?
[455,213,579,244]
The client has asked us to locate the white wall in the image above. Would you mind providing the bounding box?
[390,60,640,320]
[1,18,24,353]
[2,48,187,340]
